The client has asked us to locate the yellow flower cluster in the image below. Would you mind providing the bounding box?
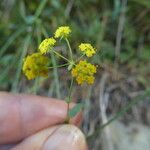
[22,53,49,80]
[54,26,71,38]
[39,38,56,54]
[71,60,97,85]
[79,43,96,57]
[22,25,98,85]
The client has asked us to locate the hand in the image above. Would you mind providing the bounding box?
[0,92,88,150]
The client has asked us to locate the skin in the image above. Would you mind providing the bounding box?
[0,92,88,150]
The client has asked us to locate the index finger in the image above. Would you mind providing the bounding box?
[0,92,82,144]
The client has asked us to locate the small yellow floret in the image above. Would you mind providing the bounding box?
[54,26,71,38]
[71,60,97,85]
[39,38,56,54]
[79,43,96,57]
[22,53,49,80]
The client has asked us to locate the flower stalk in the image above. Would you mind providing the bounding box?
[22,25,98,122]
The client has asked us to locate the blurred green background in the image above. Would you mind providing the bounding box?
[0,0,149,91]
[0,0,150,149]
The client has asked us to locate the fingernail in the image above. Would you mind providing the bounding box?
[43,125,88,150]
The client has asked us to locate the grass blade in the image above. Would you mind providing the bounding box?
[87,89,150,141]
[0,25,26,57]
[11,34,32,92]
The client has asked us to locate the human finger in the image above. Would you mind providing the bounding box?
[0,92,82,144]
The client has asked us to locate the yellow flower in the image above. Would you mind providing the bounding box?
[22,53,49,80]
[71,60,97,85]
[39,37,56,54]
[54,26,71,38]
[79,43,96,57]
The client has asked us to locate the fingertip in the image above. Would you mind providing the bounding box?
[43,125,88,150]
[12,125,88,150]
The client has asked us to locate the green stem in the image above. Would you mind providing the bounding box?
[53,50,71,63]
[47,63,69,69]
[76,54,85,62]
[68,77,74,102]
[42,27,72,64]
[65,77,74,123]
[65,38,73,61]
[51,52,61,98]
[66,102,70,123]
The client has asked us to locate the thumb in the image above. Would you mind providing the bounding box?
[12,125,88,150]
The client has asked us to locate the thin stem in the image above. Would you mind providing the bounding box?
[47,63,69,69]
[53,50,71,63]
[76,54,85,62]
[68,77,74,102]
[65,38,73,61]
[51,52,61,98]
[115,0,127,65]
[42,27,72,64]
[65,102,70,123]
[65,77,74,123]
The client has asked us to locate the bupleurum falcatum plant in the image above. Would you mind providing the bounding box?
[22,26,97,122]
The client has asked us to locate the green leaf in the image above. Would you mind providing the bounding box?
[69,103,83,118]
[67,61,74,71]
[67,64,73,71]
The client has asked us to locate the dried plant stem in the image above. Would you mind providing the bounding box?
[115,0,127,65]
[87,89,150,141]
[99,72,113,150]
